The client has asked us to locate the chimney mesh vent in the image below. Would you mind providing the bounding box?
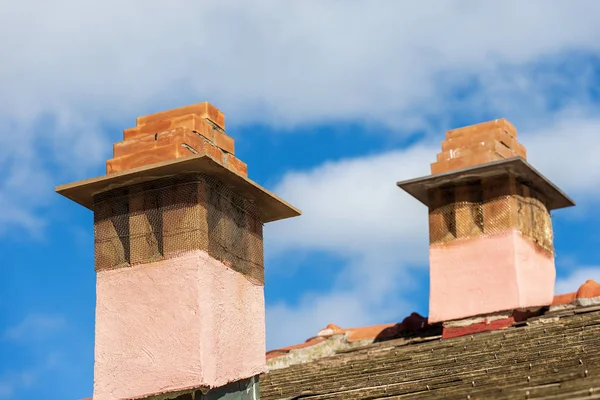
[92,173,265,284]
[429,194,553,254]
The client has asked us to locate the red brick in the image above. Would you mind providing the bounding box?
[225,154,248,176]
[106,143,192,174]
[436,140,522,163]
[123,114,214,141]
[445,118,516,141]
[213,131,235,154]
[430,150,509,175]
[442,128,523,152]
[203,140,224,165]
[157,128,206,152]
[136,102,225,130]
[114,128,207,157]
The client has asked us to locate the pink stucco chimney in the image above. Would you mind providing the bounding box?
[56,103,301,399]
[397,119,574,324]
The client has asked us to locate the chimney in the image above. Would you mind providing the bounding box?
[397,119,574,324]
[56,102,301,399]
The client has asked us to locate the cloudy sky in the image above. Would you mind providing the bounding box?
[2,1,600,398]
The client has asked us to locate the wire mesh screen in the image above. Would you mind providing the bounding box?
[93,173,265,284]
[429,192,554,254]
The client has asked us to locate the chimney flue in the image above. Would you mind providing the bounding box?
[398,119,574,324]
[56,102,301,399]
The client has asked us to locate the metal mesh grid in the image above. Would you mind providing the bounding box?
[429,193,554,254]
[93,173,265,284]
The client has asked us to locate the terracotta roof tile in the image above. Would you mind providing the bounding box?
[266,337,326,360]
[266,313,430,363]
[266,281,600,365]
[576,279,600,299]
[316,323,344,336]
[552,291,576,306]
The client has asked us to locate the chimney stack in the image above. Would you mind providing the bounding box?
[398,119,574,324]
[56,102,301,399]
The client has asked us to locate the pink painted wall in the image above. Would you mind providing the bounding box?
[93,250,266,400]
[429,231,554,323]
[514,234,556,307]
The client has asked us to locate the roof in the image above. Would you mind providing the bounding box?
[260,280,600,400]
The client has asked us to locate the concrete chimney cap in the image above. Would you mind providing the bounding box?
[397,157,575,211]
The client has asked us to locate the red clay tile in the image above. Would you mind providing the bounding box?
[442,316,515,339]
[576,279,600,299]
[317,324,344,336]
[345,323,397,342]
[266,352,286,361]
[268,313,432,360]
[277,337,325,352]
[265,337,326,360]
[552,292,577,306]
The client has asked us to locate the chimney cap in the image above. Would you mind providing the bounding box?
[396,157,575,211]
[55,153,301,223]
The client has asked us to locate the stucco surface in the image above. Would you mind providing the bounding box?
[429,231,554,323]
[514,233,555,307]
[93,250,266,400]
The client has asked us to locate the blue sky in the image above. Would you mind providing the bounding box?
[3,1,600,398]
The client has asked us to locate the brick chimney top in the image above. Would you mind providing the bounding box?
[397,119,574,324]
[56,102,300,399]
[57,102,299,222]
[430,118,525,174]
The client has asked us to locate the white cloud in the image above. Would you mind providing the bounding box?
[524,115,600,196]
[267,287,416,350]
[0,352,62,399]
[0,382,12,399]
[3,315,66,342]
[0,195,45,238]
[263,145,435,349]
[266,145,433,258]
[263,146,437,349]
[0,370,38,399]
[2,1,600,128]
[555,267,600,295]
[1,1,600,234]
